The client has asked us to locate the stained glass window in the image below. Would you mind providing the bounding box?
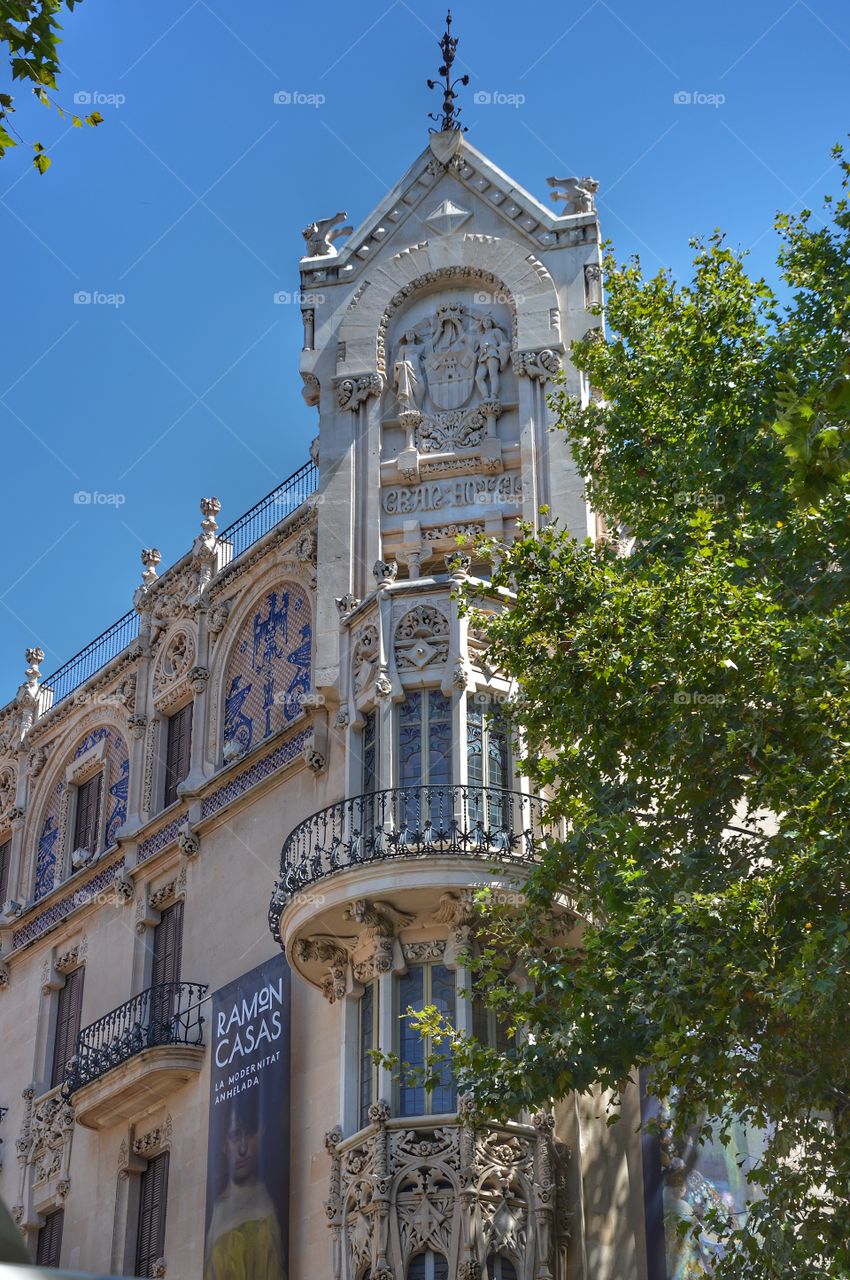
[398,691,453,790]
[398,964,456,1117]
[467,696,510,829]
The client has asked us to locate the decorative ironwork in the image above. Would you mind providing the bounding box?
[21,458,319,712]
[63,981,208,1096]
[427,10,469,133]
[269,785,556,942]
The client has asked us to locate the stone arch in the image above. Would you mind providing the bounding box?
[27,714,129,901]
[336,238,561,379]
[214,576,313,765]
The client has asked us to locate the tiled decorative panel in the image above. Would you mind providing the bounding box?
[33,725,129,902]
[222,583,312,762]
[137,815,185,864]
[13,855,124,949]
[201,727,312,820]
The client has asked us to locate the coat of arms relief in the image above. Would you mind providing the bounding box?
[390,301,511,459]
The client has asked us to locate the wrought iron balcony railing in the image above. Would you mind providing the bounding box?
[269,784,556,941]
[63,981,208,1095]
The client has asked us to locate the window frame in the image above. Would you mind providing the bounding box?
[0,834,11,906]
[134,1149,169,1278]
[396,962,457,1118]
[71,769,103,858]
[35,1207,64,1268]
[395,689,453,791]
[162,701,193,809]
[358,980,380,1129]
[51,965,85,1089]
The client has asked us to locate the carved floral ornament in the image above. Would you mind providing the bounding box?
[153,628,195,696]
[393,603,450,671]
[352,624,379,694]
[324,1103,570,1280]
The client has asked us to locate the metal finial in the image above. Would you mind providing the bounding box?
[427,10,469,133]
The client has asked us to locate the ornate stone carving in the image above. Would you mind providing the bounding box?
[207,599,232,635]
[512,347,562,381]
[335,594,360,619]
[547,175,598,215]
[373,559,398,587]
[375,672,393,699]
[422,522,484,543]
[303,746,327,774]
[149,868,186,911]
[334,707,351,729]
[176,820,200,858]
[28,747,48,779]
[394,604,450,670]
[401,939,447,963]
[302,212,352,258]
[0,763,16,818]
[112,871,135,903]
[154,629,195,696]
[584,262,603,309]
[294,936,352,1004]
[133,1115,172,1157]
[336,372,383,411]
[345,898,414,937]
[328,1109,567,1280]
[352,625,379,694]
[30,1093,75,1188]
[0,959,10,989]
[445,552,472,577]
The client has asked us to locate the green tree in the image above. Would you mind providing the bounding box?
[446,148,850,1276]
[0,0,101,172]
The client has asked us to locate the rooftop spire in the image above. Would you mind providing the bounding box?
[427,10,469,133]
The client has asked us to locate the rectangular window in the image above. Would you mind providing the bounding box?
[149,901,183,1043]
[398,691,452,791]
[135,1150,169,1278]
[35,1207,64,1268]
[0,837,10,906]
[72,772,103,855]
[358,981,379,1129]
[363,710,378,794]
[398,963,456,1117]
[163,703,193,808]
[51,966,84,1089]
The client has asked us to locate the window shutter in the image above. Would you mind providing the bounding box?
[35,1207,64,1268]
[164,704,193,808]
[152,901,183,988]
[73,772,103,853]
[0,838,10,906]
[51,967,85,1088]
[136,1151,169,1277]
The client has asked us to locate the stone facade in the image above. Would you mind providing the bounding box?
[0,127,650,1280]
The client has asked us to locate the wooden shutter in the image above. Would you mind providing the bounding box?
[51,966,84,1088]
[35,1208,64,1268]
[135,1151,169,1277]
[73,772,103,853]
[163,704,193,807]
[149,902,183,1042]
[0,838,10,906]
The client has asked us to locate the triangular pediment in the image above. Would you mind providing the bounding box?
[299,133,596,282]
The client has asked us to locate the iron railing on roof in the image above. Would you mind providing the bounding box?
[218,459,318,561]
[35,458,318,712]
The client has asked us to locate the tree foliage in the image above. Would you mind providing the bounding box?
[448,146,850,1276]
[0,0,101,172]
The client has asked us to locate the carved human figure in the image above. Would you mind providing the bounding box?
[474,315,510,400]
[393,331,424,408]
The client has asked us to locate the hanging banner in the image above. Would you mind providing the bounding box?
[203,953,290,1280]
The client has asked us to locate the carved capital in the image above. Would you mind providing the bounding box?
[372,559,398,587]
[335,372,383,411]
[335,593,360,619]
[512,347,562,381]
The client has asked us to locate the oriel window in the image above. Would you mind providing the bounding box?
[397,963,456,1117]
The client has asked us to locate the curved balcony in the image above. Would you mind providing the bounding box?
[269,784,556,942]
[64,980,208,1129]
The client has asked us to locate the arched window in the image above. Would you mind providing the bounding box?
[33,726,128,901]
[222,583,312,761]
[487,1256,518,1280]
[407,1251,448,1280]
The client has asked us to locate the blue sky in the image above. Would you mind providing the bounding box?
[1,0,848,697]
